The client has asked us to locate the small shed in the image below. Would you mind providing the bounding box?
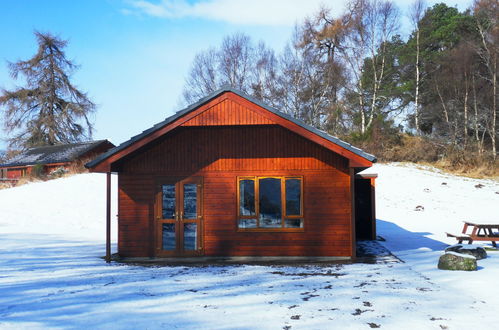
[86,88,377,261]
[0,140,115,180]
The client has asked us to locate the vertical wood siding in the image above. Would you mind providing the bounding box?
[182,99,273,126]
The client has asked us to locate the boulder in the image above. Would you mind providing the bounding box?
[445,244,487,260]
[438,252,477,271]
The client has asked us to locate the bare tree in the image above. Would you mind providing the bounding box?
[0,31,94,149]
[472,0,498,158]
[182,48,220,104]
[181,33,279,106]
[218,33,253,92]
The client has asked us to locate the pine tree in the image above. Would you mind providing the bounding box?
[0,31,95,149]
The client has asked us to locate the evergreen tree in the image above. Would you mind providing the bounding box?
[0,31,95,149]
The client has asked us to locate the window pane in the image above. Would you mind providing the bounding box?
[184,223,197,250]
[183,184,197,219]
[240,179,255,216]
[162,223,176,250]
[285,179,301,216]
[259,178,282,228]
[239,218,257,229]
[162,184,176,219]
[285,218,303,228]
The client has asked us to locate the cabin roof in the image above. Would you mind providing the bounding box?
[1,140,114,167]
[86,87,376,170]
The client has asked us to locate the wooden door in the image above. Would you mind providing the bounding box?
[155,177,203,257]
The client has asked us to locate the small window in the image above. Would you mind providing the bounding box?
[238,176,303,230]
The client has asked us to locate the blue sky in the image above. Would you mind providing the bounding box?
[0,0,472,150]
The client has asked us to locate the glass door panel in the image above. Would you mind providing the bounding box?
[183,223,197,250]
[162,184,176,219]
[162,223,176,250]
[183,183,197,219]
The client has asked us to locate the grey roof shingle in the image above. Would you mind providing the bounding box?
[86,87,376,169]
[1,140,112,167]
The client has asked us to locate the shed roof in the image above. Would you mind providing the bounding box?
[1,140,114,167]
[86,87,376,170]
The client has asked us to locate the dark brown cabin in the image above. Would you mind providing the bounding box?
[86,88,377,261]
[0,140,115,183]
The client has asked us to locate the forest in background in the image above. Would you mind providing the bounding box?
[182,0,498,176]
[0,0,496,178]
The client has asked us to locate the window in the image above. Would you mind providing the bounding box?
[238,176,303,230]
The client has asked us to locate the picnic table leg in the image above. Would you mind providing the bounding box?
[462,223,469,234]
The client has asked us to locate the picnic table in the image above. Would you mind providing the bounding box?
[447,221,499,247]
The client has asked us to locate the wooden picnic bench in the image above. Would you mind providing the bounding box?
[447,221,499,247]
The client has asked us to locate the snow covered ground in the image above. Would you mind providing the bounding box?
[0,163,498,329]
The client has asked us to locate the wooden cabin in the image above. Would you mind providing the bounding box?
[0,140,115,182]
[86,88,377,261]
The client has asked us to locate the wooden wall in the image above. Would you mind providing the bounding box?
[117,125,353,257]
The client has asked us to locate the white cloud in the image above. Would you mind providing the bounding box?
[127,0,347,26]
[125,0,473,27]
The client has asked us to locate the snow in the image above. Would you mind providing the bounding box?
[444,251,476,259]
[447,243,484,250]
[0,164,498,329]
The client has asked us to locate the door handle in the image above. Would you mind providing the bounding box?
[180,211,183,221]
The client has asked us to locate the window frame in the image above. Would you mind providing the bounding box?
[237,176,304,232]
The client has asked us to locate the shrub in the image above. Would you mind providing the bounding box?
[31,164,46,179]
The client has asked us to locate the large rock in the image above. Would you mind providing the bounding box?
[438,252,477,271]
[445,244,487,260]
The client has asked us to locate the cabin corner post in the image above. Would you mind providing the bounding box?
[106,172,111,263]
[370,178,377,240]
[350,168,357,260]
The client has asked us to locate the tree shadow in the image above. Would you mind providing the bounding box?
[376,219,448,253]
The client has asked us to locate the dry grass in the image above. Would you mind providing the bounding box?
[357,134,498,180]
[431,157,499,180]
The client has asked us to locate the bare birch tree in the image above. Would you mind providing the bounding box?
[409,0,426,134]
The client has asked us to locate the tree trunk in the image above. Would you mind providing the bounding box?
[463,71,469,148]
[492,54,497,159]
[359,79,366,134]
[414,28,421,133]
[436,83,449,123]
[472,74,482,154]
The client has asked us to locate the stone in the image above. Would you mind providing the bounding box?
[445,244,487,260]
[438,252,477,271]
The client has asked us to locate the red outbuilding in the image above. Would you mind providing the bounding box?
[86,88,377,261]
[0,140,115,182]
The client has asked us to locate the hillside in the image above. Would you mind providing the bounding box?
[0,164,498,329]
